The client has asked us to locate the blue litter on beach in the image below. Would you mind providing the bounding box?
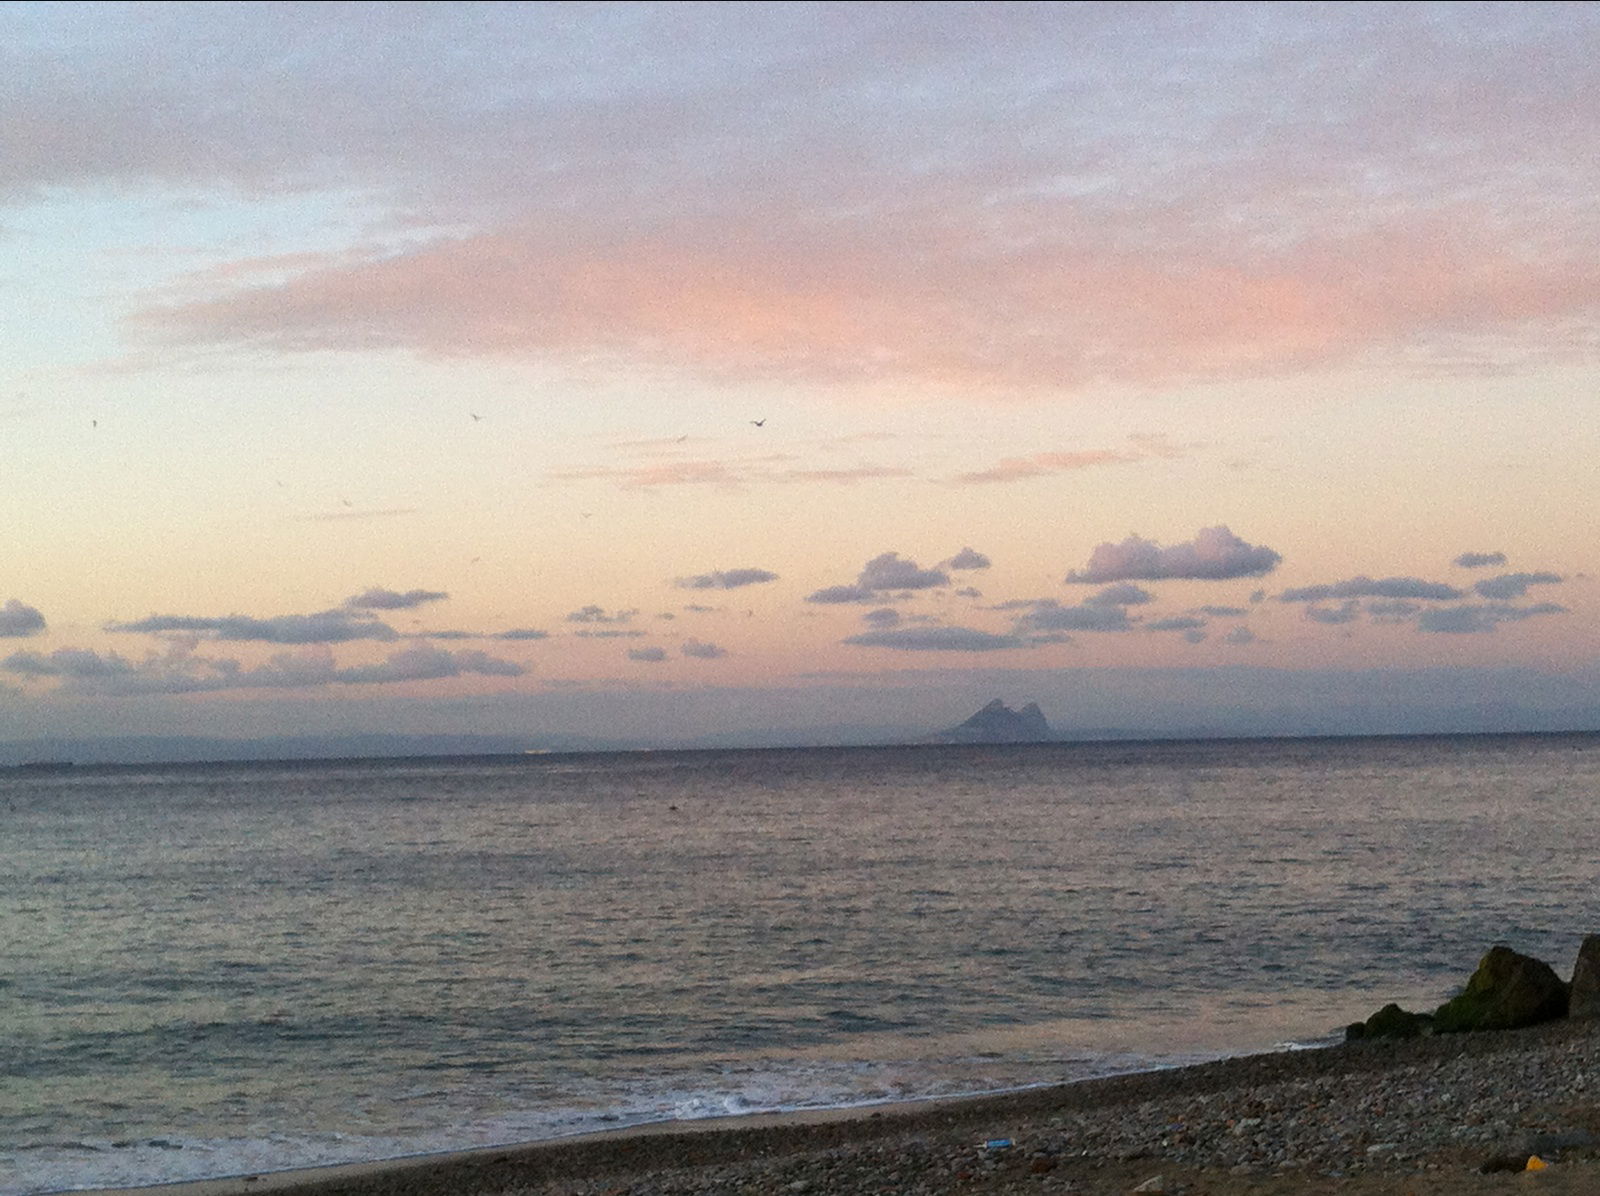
[981,1138,1014,1151]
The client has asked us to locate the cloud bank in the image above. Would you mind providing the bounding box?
[2,642,523,696]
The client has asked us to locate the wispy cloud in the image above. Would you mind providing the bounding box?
[1279,577,1464,603]
[681,638,727,659]
[108,609,398,644]
[299,507,419,522]
[566,605,636,625]
[344,586,449,610]
[1417,602,1568,634]
[673,568,779,591]
[954,436,1190,485]
[843,626,1031,652]
[553,458,910,490]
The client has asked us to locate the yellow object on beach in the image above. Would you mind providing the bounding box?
[1525,1154,1548,1171]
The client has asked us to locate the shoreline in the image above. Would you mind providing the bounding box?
[79,1016,1600,1196]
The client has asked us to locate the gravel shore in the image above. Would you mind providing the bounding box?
[150,1018,1599,1196]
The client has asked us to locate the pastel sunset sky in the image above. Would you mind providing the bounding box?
[4,1,1599,747]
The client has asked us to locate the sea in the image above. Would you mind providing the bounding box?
[5,732,1600,1194]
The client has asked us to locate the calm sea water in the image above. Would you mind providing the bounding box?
[5,733,1599,1193]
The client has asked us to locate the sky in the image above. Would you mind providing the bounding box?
[3,1,1600,749]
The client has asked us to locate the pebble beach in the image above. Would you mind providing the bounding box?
[113,1016,1600,1196]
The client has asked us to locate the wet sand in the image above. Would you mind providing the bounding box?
[88,1018,1600,1196]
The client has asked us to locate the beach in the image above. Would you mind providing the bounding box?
[96,1016,1600,1196]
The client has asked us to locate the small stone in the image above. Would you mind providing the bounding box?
[1366,1142,1399,1157]
[1130,1176,1165,1193]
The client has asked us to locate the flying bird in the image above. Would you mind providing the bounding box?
[750,419,766,427]
[470,413,484,422]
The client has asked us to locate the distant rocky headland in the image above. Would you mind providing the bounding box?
[928,698,1054,744]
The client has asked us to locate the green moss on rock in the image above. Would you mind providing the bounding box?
[1433,945,1569,1033]
[1363,1002,1433,1039]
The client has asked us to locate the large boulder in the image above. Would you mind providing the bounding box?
[1433,945,1569,1033]
[1570,935,1600,1019]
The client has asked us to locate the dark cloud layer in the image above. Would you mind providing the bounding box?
[1454,551,1508,569]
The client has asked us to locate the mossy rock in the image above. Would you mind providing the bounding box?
[1346,1002,1433,1041]
[1433,945,1569,1033]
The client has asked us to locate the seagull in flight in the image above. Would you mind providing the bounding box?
[750,418,766,427]
[470,413,484,422]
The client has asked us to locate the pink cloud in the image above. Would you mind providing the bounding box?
[551,456,910,490]
[130,210,1600,393]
